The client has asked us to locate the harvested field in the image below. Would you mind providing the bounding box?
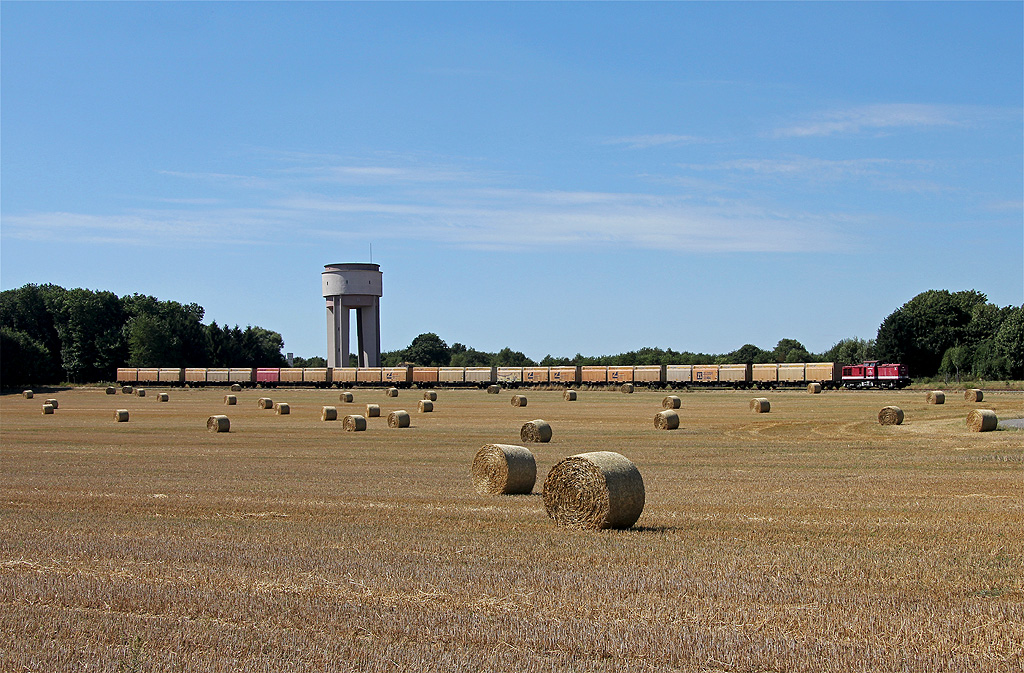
[1,386,1022,672]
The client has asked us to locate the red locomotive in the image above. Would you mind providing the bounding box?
[841,361,911,389]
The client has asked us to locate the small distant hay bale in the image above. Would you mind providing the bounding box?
[486,385,500,394]
[877,406,904,426]
[257,397,273,409]
[620,383,635,394]
[158,392,169,402]
[386,387,399,397]
[207,415,230,433]
[964,389,984,403]
[471,444,536,495]
[366,403,381,417]
[388,410,411,428]
[343,414,367,431]
[418,399,434,413]
[423,391,437,401]
[105,387,116,395]
[966,409,998,432]
[808,382,822,394]
[750,398,771,413]
[511,394,527,407]
[41,404,55,415]
[230,383,242,392]
[45,398,59,409]
[655,409,680,430]
[224,394,237,405]
[22,390,33,399]
[136,389,146,398]
[122,386,134,394]
[521,419,552,443]
[543,451,645,530]
[340,392,354,403]
[114,409,129,423]
[662,395,681,409]
[275,402,290,415]
[564,389,577,401]
[321,406,338,421]
[926,391,945,405]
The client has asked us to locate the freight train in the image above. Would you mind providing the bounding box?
[116,361,911,390]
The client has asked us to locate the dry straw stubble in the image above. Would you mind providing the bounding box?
[878,406,904,426]
[520,419,552,443]
[926,391,945,405]
[966,409,998,432]
[387,410,411,428]
[343,414,367,432]
[471,444,536,495]
[207,415,230,433]
[543,451,645,530]
[750,398,771,413]
[655,409,680,430]
[662,395,681,409]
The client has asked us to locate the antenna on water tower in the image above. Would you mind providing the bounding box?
[369,243,373,264]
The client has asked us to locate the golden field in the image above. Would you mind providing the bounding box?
[1,385,1021,672]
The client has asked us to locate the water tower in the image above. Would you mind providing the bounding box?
[322,263,382,368]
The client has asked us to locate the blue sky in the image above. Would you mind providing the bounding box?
[2,2,1021,361]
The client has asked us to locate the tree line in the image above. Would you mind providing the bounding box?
[2,284,1021,387]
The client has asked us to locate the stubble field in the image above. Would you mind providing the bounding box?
[1,385,1021,672]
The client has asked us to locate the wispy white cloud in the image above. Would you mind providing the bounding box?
[773,104,967,138]
[602,134,709,149]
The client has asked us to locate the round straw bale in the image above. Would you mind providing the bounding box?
[105,387,116,395]
[418,399,434,413]
[564,389,577,401]
[423,390,437,401]
[114,409,129,422]
[620,383,635,394]
[41,404,54,415]
[877,406,904,426]
[487,385,500,394]
[207,415,230,433]
[275,402,290,415]
[257,397,273,409]
[343,414,367,431]
[655,409,680,430]
[662,395,681,409]
[472,444,536,495]
[158,392,169,402]
[511,394,527,407]
[543,451,645,530]
[44,398,58,409]
[22,390,33,399]
[122,386,133,394]
[224,394,237,405]
[926,391,945,405]
[230,383,242,392]
[386,387,399,397]
[521,419,552,443]
[365,403,380,417]
[340,392,354,403]
[964,389,984,403]
[321,406,338,421]
[387,410,411,428]
[808,382,822,394]
[966,409,998,432]
[750,397,771,413]
[136,389,146,398]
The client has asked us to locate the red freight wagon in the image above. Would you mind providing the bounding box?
[257,368,281,385]
[842,361,911,389]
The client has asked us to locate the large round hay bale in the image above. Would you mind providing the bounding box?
[230,383,242,392]
[521,419,552,443]
[386,387,399,397]
[807,382,822,394]
[662,395,681,409]
[418,399,434,413]
[365,403,380,417]
[471,444,536,495]
[620,383,635,394]
[257,397,273,409]
[224,394,237,405]
[275,402,290,415]
[964,389,984,403]
[41,404,54,415]
[387,410,411,428]
[321,406,338,421]
[750,398,771,413]
[511,394,527,407]
[44,398,59,409]
[340,392,354,403]
[486,385,500,394]
[655,409,680,430]
[22,390,33,399]
[543,451,645,530]
[966,409,998,432]
[926,391,945,405]
[877,406,904,426]
[207,415,230,433]
[343,414,367,431]
[158,392,169,402]
[564,389,577,401]
[114,409,129,422]
[122,386,134,394]
[105,387,117,395]
[423,391,437,401]
[136,389,146,398]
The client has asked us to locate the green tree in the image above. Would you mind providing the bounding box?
[820,337,876,364]
[492,347,536,367]
[995,305,1024,378]
[0,284,64,379]
[48,288,128,382]
[0,327,60,386]
[772,338,810,363]
[403,333,451,366]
